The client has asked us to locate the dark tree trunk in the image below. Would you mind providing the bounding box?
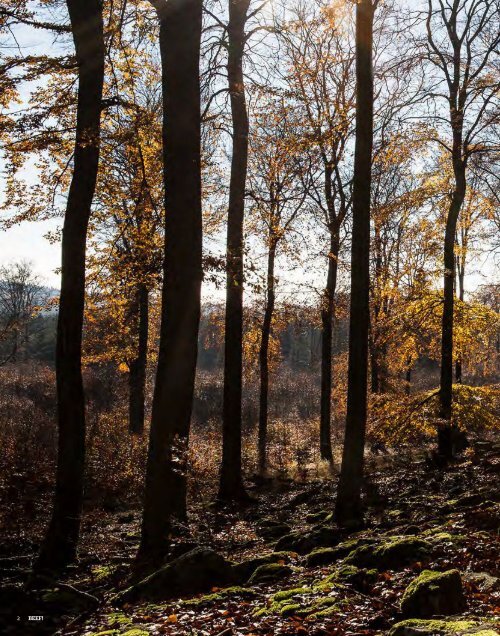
[36,0,104,573]
[335,0,374,525]
[455,264,464,384]
[219,0,251,502]
[258,241,276,475]
[370,336,381,394]
[137,0,203,566]
[320,231,339,464]
[129,284,149,435]
[438,174,465,457]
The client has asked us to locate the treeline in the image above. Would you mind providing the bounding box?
[0,0,499,574]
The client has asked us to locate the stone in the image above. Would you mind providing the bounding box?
[463,572,499,592]
[247,563,292,585]
[232,552,295,582]
[388,619,497,636]
[401,569,466,618]
[41,583,99,610]
[345,536,431,570]
[274,526,339,555]
[256,520,292,540]
[114,547,234,603]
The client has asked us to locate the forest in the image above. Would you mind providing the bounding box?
[0,0,499,635]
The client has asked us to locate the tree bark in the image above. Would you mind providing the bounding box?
[335,0,374,525]
[320,231,339,464]
[258,241,276,475]
[36,0,104,573]
[219,0,251,502]
[438,174,465,457]
[137,0,203,566]
[455,260,465,384]
[129,284,149,435]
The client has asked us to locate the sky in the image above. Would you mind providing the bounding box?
[0,1,497,296]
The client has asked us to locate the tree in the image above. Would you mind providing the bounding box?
[0,261,48,365]
[137,0,203,566]
[335,0,376,525]
[247,95,306,474]
[36,0,105,572]
[422,0,499,457]
[278,0,355,464]
[219,0,252,502]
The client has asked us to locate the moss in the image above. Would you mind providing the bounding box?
[280,603,302,616]
[248,563,293,585]
[91,565,114,582]
[401,569,465,618]
[234,551,296,582]
[272,587,311,602]
[389,619,478,636]
[345,536,431,570]
[88,631,119,636]
[106,612,133,627]
[430,532,465,543]
[180,586,257,607]
[306,547,338,567]
[305,511,332,524]
[121,631,150,636]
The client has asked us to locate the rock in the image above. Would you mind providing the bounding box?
[232,552,295,582]
[455,493,484,508]
[463,572,499,592]
[305,547,338,567]
[41,583,99,610]
[247,563,292,585]
[114,547,234,603]
[401,569,466,618]
[388,619,497,636]
[256,520,292,540]
[331,565,378,591]
[305,510,332,524]
[274,526,339,555]
[345,536,431,570]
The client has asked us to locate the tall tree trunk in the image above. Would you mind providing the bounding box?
[258,241,276,475]
[438,172,466,457]
[219,0,251,502]
[335,0,374,525]
[129,284,149,435]
[320,231,339,464]
[36,0,104,573]
[455,261,465,384]
[137,0,203,566]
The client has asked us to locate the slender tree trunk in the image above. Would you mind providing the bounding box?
[36,0,104,573]
[258,241,276,475]
[129,284,149,435]
[438,176,465,457]
[320,231,339,464]
[370,336,381,394]
[335,0,374,525]
[219,0,251,502]
[137,0,203,566]
[455,264,464,384]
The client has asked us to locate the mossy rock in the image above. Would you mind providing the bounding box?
[114,547,234,603]
[248,563,293,585]
[254,585,344,618]
[306,510,332,524]
[401,570,466,618]
[274,526,339,555]
[329,565,378,591]
[345,536,431,570]
[256,520,292,540]
[388,619,492,636]
[464,572,499,592]
[306,547,338,567]
[41,584,98,610]
[233,551,295,582]
[180,586,257,607]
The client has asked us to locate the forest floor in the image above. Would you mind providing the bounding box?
[0,437,499,636]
